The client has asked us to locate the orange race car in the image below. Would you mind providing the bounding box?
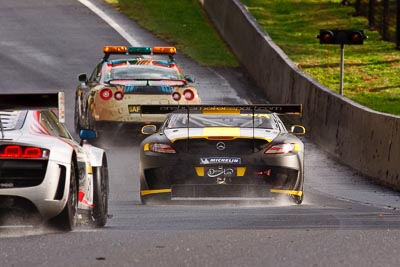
[74,46,201,132]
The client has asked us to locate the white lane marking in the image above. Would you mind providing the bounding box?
[77,0,140,46]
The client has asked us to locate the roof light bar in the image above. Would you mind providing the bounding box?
[128,47,152,55]
[103,46,127,54]
[152,46,176,55]
[103,46,177,56]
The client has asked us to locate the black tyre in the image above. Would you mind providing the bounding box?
[92,154,109,227]
[290,193,303,205]
[139,170,149,205]
[50,161,78,231]
[139,182,147,205]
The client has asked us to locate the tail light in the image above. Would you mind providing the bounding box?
[114,91,124,101]
[99,88,113,100]
[264,143,296,154]
[0,145,50,159]
[183,89,195,101]
[149,143,176,154]
[172,92,181,101]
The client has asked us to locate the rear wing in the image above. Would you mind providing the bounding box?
[0,92,65,123]
[102,46,177,62]
[139,104,302,115]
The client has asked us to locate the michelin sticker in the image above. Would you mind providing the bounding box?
[200,157,241,165]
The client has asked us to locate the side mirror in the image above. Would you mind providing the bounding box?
[79,129,97,140]
[141,125,157,135]
[290,125,306,135]
[78,73,88,83]
[184,74,196,83]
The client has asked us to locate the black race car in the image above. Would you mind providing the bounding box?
[139,104,305,204]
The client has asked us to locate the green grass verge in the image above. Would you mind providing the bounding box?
[106,0,238,67]
[241,0,400,115]
[107,0,400,115]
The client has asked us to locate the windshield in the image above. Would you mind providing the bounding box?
[166,113,276,129]
[106,65,181,81]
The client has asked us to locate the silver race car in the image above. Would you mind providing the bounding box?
[0,93,109,230]
[139,104,305,204]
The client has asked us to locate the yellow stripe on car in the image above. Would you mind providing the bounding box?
[143,143,150,151]
[170,135,272,143]
[203,127,240,137]
[237,167,246,176]
[270,189,303,197]
[294,143,301,152]
[141,189,172,196]
[195,167,205,176]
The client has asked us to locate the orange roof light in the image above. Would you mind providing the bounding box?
[152,46,176,55]
[103,46,127,54]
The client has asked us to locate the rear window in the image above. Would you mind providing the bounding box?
[0,111,27,131]
[124,85,173,94]
[109,65,179,80]
[167,113,276,129]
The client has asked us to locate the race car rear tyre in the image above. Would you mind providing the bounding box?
[290,194,303,205]
[139,169,148,205]
[140,183,147,205]
[50,161,78,231]
[92,155,109,227]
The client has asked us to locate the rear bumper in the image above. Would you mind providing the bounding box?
[0,160,69,220]
[91,96,201,123]
[140,152,304,199]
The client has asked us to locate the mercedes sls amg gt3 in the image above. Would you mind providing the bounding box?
[139,104,305,204]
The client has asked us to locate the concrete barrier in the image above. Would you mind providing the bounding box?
[201,0,400,189]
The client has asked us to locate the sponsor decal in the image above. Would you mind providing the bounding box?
[200,157,241,165]
[128,105,141,113]
[206,166,235,178]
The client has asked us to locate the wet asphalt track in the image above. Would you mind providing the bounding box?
[1,0,400,266]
